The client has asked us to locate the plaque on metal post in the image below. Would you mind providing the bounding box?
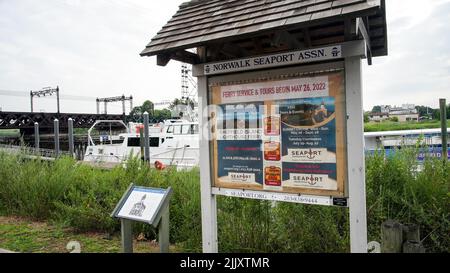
[111,184,172,253]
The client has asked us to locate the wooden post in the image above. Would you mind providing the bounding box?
[402,223,420,242]
[346,56,368,253]
[381,220,403,253]
[402,223,425,253]
[403,241,426,253]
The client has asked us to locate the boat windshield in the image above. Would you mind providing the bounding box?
[166,124,199,135]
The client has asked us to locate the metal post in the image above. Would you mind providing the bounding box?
[34,122,39,152]
[345,56,368,253]
[158,205,170,253]
[96,98,100,115]
[140,127,144,161]
[121,219,133,253]
[143,112,150,162]
[30,91,34,112]
[56,86,60,113]
[198,75,218,253]
[68,118,74,158]
[54,118,60,157]
[130,96,133,113]
[440,98,447,162]
[122,95,126,115]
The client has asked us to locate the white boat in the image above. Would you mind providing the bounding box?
[364,128,450,160]
[83,119,200,169]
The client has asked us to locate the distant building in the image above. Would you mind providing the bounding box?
[369,112,389,122]
[369,104,419,122]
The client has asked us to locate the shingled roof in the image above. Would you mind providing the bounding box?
[141,0,387,64]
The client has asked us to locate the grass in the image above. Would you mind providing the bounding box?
[0,129,19,137]
[0,149,448,253]
[364,119,450,132]
[0,215,179,253]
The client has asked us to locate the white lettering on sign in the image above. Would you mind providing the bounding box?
[220,76,329,104]
[204,45,342,75]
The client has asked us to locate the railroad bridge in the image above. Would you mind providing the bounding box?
[0,111,128,134]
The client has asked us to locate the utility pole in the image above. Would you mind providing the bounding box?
[30,91,34,112]
[30,87,60,113]
[181,64,190,99]
[143,112,150,163]
[68,118,74,158]
[97,95,133,115]
[56,86,60,113]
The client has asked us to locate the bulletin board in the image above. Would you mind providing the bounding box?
[209,69,347,197]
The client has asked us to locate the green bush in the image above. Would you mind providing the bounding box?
[0,148,448,252]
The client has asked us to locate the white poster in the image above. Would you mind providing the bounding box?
[117,187,166,222]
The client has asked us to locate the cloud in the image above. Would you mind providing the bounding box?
[0,0,187,113]
[0,0,449,114]
[363,0,450,110]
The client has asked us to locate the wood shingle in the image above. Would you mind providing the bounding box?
[141,0,387,64]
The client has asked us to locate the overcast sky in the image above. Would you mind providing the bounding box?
[0,0,449,114]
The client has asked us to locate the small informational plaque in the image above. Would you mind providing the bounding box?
[112,185,172,226]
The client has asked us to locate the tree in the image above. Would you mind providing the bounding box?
[129,100,171,122]
[389,116,399,122]
[364,112,370,123]
[169,97,196,110]
[431,103,450,120]
[415,105,433,118]
[371,105,381,113]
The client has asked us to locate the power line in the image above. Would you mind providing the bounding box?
[0,89,95,102]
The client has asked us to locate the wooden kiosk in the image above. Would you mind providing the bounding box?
[141,0,388,253]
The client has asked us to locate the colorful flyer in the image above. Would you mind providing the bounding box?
[210,71,346,196]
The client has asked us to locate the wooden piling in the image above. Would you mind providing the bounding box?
[381,220,403,253]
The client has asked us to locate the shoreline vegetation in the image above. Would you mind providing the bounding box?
[0,147,448,253]
[364,120,450,132]
[0,119,449,138]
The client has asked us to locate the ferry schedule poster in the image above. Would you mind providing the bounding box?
[210,71,347,197]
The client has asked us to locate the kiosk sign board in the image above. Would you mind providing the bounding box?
[210,70,347,198]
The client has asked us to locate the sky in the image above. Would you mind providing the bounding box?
[0,0,449,114]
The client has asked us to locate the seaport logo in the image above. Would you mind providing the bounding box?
[291,148,322,160]
[292,174,324,186]
[229,172,255,183]
[204,64,211,74]
[332,46,340,57]
[288,148,329,162]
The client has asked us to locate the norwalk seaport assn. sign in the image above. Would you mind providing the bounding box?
[204,45,342,75]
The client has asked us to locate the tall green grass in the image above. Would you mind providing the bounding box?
[0,149,448,252]
[364,120,450,132]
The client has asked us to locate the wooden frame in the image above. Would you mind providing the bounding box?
[208,62,347,197]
